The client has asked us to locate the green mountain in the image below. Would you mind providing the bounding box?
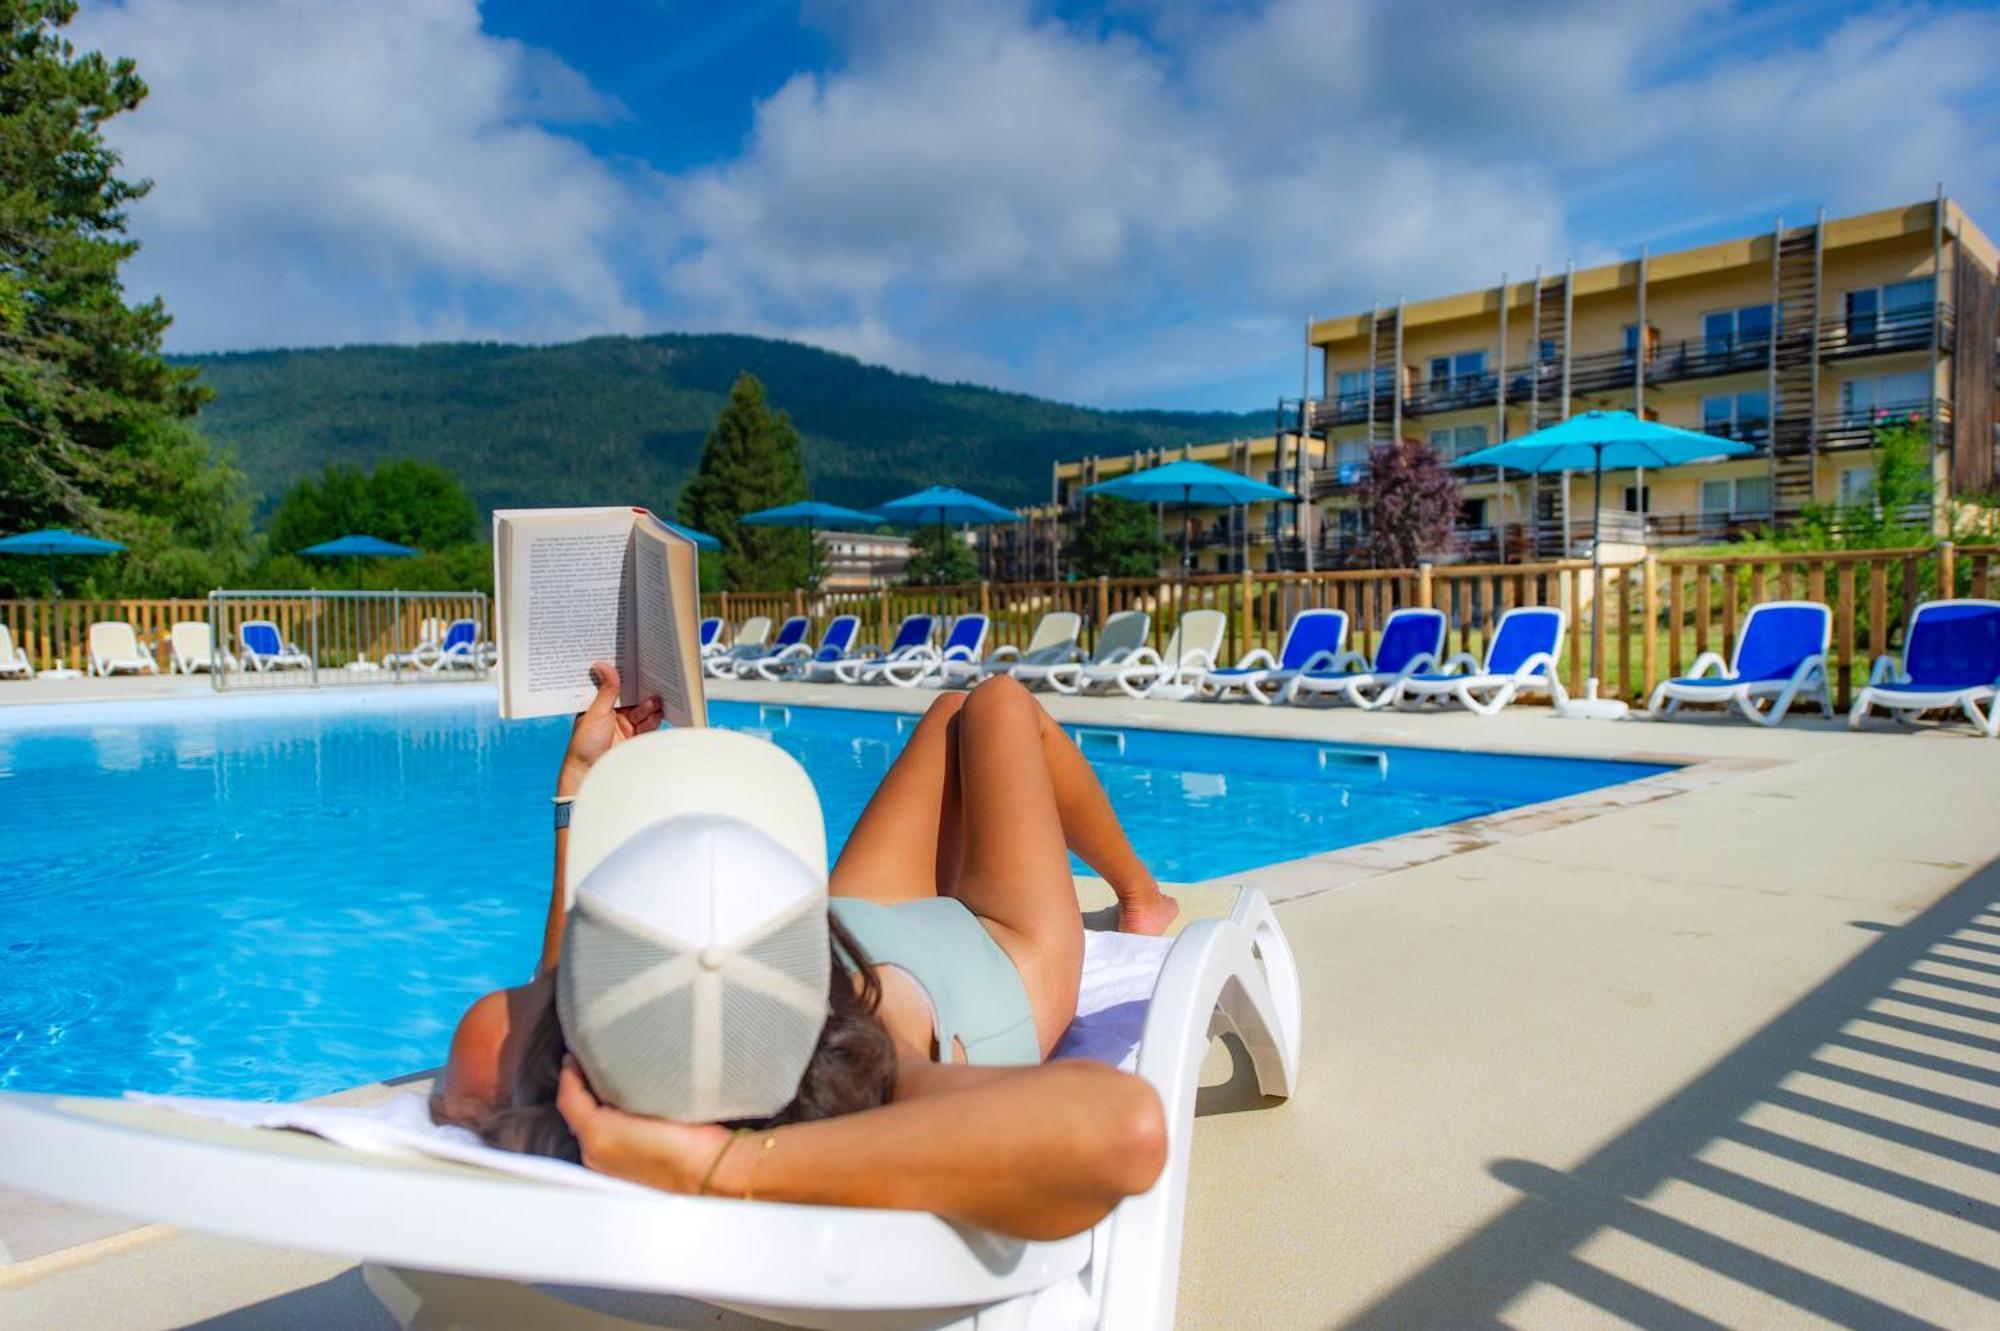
[181,334,1269,520]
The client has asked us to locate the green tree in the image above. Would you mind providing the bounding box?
[1067,495,1172,577]
[900,524,979,586]
[265,458,476,555]
[677,373,808,590]
[0,0,248,594]
[1786,420,1934,551]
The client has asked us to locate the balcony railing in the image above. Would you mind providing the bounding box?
[1315,302,1953,430]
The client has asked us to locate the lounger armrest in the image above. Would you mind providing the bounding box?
[987,645,1023,662]
[1685,651,1728,679]
[1230,648,1277,672]
[1512,651,1559,681]
[771,643,812,662]
[1790,653,1828,684]
[1294,649,1340,674]
[1440,650,1480,677]
[1171,648,1217,680]
[1120,647,1163,671]
[1865,654,1901,686]
[1327,648,1367,674]
[1395,651,1439,680]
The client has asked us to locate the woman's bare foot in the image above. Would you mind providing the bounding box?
[1117,891,1180,936]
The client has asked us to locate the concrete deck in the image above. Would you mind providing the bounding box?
[3,679,1997,1328]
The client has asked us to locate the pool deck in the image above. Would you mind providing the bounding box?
[3,677,1998,1327]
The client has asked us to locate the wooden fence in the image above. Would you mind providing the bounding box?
[0,593,488,675]
[702,541,2000,709]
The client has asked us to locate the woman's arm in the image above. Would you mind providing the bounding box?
[538,662,663,973]
[556,1057,1168,1241]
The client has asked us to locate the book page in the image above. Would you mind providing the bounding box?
[630,515,708,728]
[493,508,638,719]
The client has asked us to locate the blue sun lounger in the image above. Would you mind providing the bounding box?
[755,615,861,682]
[1397,606,1567,717]
[1282,607,1445,709]
[863,613,990,688]
[834,614,936,684]
[1194,608,1347,705]
[1647,600,1832,727]
[1849,598,2000,737]
[715,615,809,678]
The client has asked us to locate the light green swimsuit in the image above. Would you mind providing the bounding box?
[829,897,1041,1066]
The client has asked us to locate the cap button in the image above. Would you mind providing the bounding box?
[698,946,726,971]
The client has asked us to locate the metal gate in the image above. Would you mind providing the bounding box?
[207,590,491,690]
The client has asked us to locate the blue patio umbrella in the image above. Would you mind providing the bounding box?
[1454,410,1757,684]
[1081,459,1296,578]
[872,485,1022,592]
[740,500,879,587]
[299,534,420,558]
[0,528,126,596]
[660,520,722,553]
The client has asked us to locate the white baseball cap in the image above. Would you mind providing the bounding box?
[556,729,833,1123]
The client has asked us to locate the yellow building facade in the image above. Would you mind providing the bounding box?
[1308,197,1998,563]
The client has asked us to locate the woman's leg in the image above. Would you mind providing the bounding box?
[828,691,967,903]
[1025,704,1178,934]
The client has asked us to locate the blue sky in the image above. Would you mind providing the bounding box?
[78,1,2000,412]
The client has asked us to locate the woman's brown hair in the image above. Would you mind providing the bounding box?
[435,914,896,1162]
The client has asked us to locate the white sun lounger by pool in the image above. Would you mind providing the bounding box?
[0,887,1297,1331]
[1396,606,1568,717]
[704,616,772,678]
[1025,610,1151,694]
[169,621,235,674]
[858,613,988,688]
[1193,608,1346,705]
[832,613,935,684]
[1072,610,1226,699]
[1848,598,2000,737]
[87,621,159,676]
[0,624,32,679]
[697,617,724,658]
[238,620,312,672]
[715,616,810,679]
[943,610,1083,687]
[753,614,860,682]
[1282,606,1445,709]
[1646,600,1832,727]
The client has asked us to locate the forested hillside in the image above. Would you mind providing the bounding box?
[184,335,1268,517]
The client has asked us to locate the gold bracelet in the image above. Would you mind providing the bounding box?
[743,1132,779,1202]
[698,1128,751,1197]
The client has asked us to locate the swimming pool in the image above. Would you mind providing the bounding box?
[0,693,1669,1099]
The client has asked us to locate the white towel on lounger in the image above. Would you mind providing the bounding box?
[135,930,1175,1192]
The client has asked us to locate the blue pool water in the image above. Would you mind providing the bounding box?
[0,694,1668,1099]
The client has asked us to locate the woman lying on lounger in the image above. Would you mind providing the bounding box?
[435,668,1180,1240]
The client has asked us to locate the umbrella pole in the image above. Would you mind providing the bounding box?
[1590,449,1605,694]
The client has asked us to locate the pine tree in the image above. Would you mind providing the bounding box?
[1068,495,1172,577]
[677,373,809,590]
[0,0,250,594]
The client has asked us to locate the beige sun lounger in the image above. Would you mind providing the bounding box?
[87,621,159,676]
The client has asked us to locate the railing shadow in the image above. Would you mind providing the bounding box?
[1340,856,2000,1329]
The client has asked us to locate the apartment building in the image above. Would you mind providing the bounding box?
[1304,196,1998,563]
[1047,433,1324,575]
[817,529,912,590]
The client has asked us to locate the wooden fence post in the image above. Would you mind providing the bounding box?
[979,581,991,619]
[1641,552,1660,698]
[1415,562,1434,609]
[1096,576,1109,636]
[1937,539,1955,597]
[1239,566,1254,655]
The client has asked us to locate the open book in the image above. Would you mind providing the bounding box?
[492,507,708,725]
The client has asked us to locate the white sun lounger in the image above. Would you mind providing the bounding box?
[169,620,235,674]
[1396,606,1568,717]
[753,614,860,682]
[238,620,312,672]
[715,616,810,679]
[1646,600,1831,727]
[859,613,989,688]
[1024,610,1151,694]
[0,884,1299,1331]
[832,613,935,684]
[0,624,33,679]
[942,610,1084,687]
[87,621,159,676]
[1193,608,1346,705]
[1282,606,1445,709]
[1848,598,2000,737]
[698,617,724,658]
[1073,609,1226,699]
[704,616,772,678]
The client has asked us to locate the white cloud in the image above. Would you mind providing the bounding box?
[74,0,2000,407]
[76,0,644,349]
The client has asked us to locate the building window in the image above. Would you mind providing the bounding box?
[1335,369,1369,403]
[1701,391,1771,442]
[1700,476,1771,517]
[1703,304,1773,356]
[1844,276,1934,344]
[1459,498,1488,529]
[1427,350,1489,389]
[1427,423,1488,460]
[1839,370,1930,425]
[1537,339,1558,365]
[1622,485,1651,514]
[1838,466,1875,508]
